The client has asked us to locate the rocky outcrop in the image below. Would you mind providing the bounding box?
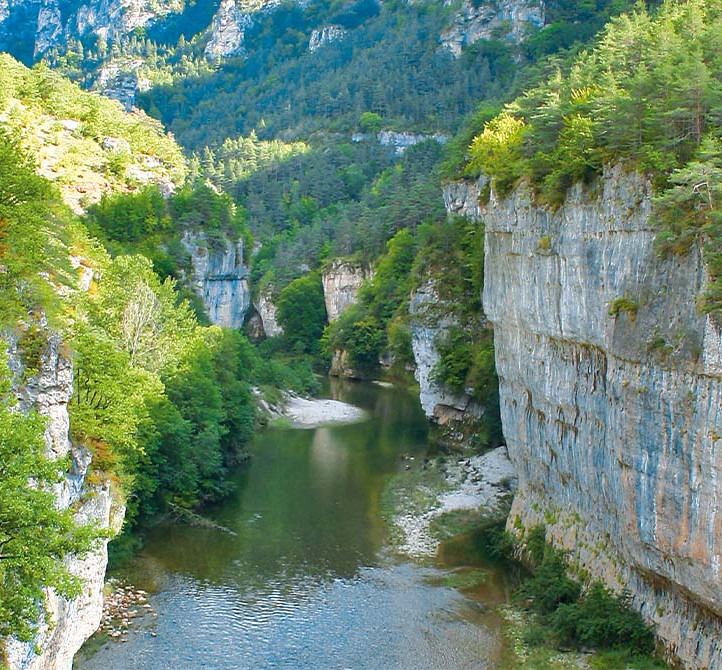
[439,0,545,57]
[329,348,362,379]
[352,131,449,155]
[321,260,371,323]
[376,131,449,156]
[182,233,251,330]
[409,281,484,427]
[204,0,253,58]
[204,0,311,59]
[4,335,123,670]
[93,58,150,110]
[254,289,282,338]
[443,175,486,220]
[0,0,184,59]
[34,0,62,57]
[480,164,722,669]
[308,24,346,52]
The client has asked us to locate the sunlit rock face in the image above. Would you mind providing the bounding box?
[255,289,283,338]
[182,233,251,330]
[5,336,124,670]
[436,0,545,57]
[475,163,722,669]
[321,260,371,323]
[308,24,346,52]
[205,0,311,59]
[0,0,184,59]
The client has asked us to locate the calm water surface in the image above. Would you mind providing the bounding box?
[75,380,507,670]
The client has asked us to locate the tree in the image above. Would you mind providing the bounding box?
[0,355,100,643]
[276,272,327,354]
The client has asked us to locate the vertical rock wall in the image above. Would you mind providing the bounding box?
[183,233,251,330]
[321,260,371,323]
[477,164,722,669]
[4,336,123,670]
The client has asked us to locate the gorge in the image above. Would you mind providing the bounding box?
[1,0,722,669]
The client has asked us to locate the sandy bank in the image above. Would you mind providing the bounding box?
[281,393,368,429]
[254,388,368,429]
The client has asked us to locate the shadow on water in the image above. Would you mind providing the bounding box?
[75,380,513,670]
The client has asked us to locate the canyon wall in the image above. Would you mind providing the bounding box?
[321,260,371,323]
[4,336,123,670]
[409,281,484,429]
[183,233,251,330]
[452,165,722,669]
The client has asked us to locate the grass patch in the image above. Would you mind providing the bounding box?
[437,568,489,591]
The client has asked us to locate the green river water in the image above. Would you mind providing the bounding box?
[74,379,511,670]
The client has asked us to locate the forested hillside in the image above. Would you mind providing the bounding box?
[1,1,700,668]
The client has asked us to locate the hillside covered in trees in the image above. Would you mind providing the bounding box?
[4,0,720,668]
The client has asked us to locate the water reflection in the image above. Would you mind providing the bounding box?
[75,381,504,670]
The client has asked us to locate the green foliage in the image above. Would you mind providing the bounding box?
[501,525,660,663]
[276,272,327,355]
[86,186,168,244]
[0,129,69,327]
[608,295,639,319]
[517,543,582,615]
[0,355,101,643]
[0,54,186,189]
[551,583,655,653]
[359,112,384,134]
[467,112,529,197]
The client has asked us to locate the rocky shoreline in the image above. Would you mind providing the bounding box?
[383,446,517,558]
[98,580,156,642]
[255,389,368,429]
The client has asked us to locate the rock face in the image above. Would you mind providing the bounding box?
[254,289,282,338]
[4,335,122,670]
[182,233,251,330]
[0,0,184,59]
[321,260,371,323]
[409,281,483,426]
[443,175,486,220]
[479,164,722,669]
[93,58,150,110]
[308,24,346,52]
[204,0,254,58]
[376,131,449,156]
[204,0,310,59]
[439,0,545,57]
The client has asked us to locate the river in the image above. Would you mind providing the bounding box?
[75,380,510,670]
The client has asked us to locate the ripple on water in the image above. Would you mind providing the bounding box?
[75,382,503,670]
[76,563,501,670]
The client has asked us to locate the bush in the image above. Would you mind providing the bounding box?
[550,583,655,653]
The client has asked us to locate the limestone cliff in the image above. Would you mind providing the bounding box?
[0,0,184,59]
[4,336,123,670]
[182,233,251,330]
[321,260,371,323]
[438,0,545,58]
[308,24,346,52]
[204,0,309,59]
[254,289,283,338]
[409,280,484,430]
[475,164,722,669]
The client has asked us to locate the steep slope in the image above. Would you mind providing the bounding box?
[476,164,722,669]
[0,53,185,213]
